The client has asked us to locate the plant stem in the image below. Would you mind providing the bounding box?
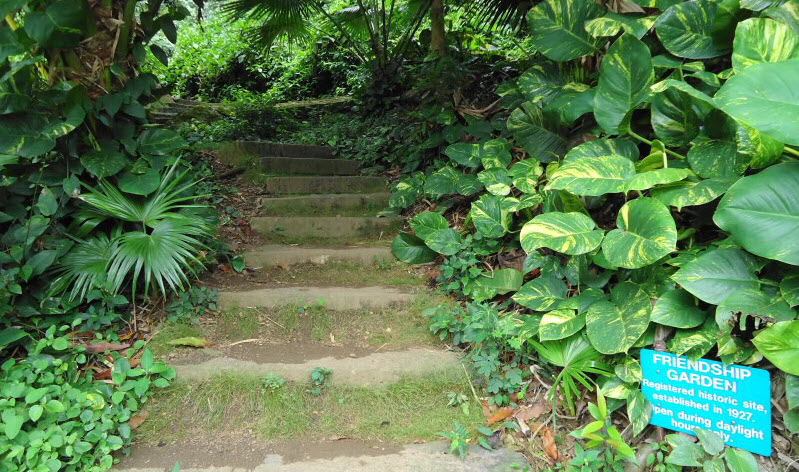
[627,130,687,160]
[784,146,799,158]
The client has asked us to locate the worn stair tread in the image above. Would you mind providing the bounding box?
[173,347,460,385]
[263,176,388,195]
[258,193,388,217]
[259,157,359,176]
[251,216,401,239]
[115,440,527,472]
[235,141,336,159]
[219,285,411,310]
[243,244,392,267]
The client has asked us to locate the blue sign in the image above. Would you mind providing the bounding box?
[640,349,771,456]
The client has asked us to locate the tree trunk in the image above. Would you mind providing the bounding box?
[430,0,446,56]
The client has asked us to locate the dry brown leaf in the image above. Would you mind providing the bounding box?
[542,427,559,461]
[83,341,130,354]
[128,410,149,430]
[515,402,547,423]
[487,407,515,426]
[481,400,493,422]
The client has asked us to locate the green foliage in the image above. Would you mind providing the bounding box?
[438,421,469,459]
[307,366,333,395]
[666,428,759,472]
[165,286,219,324]
[262,373,287,390]
[567,390,634,470]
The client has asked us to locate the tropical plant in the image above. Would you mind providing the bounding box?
[666,428,760,472]
[570,389,635,468]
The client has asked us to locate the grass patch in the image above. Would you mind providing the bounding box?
[251,259,422,287]
[258,200,386,218]
[136,371,483,444]
[149,322,205,357]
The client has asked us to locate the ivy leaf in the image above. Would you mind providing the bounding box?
[391,233,436,264]
[752,321,799,375]
[546,155,636,195]
[527,0,605,62]
[602,198,677,269]
[586,282,651,354]
[652,289,707,328]
[539,309,585,341]
[410,211,448,240]
[651,177,735,210]
[520,212,604,255]
[672,248,760,304]
[23,0,87,48]
[715,59,799,145]
[470,194,511,238]
[424,228,461,256]
[507,102,566,163]
[655,0,731,59]
[509,160,542,194]
[512,275,568,311]
[714,162,799,265]
[478,168,512,196]
[594,34,654,135]
[651,87,703,146]
[732,18,799,72]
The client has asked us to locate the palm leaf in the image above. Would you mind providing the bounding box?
[51,234,118,301]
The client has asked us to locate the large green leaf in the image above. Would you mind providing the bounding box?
[651,177,735,210]
[787,374,799,409]
[539,310,586,341]
[594,34,654,134]
[137,129,187,156]
[391,233,436,264]
[424,228,461,256]
[732,18,799,72]
[738,122,784,169]
[651,289,707,328]
[716,289,796,335]
[520,212,604,255]
[0,27,24,64]
[687,140,749,179]
[655,0,731,59]
[651,87,702,146]
[518,64,566,104]
[23,0,87,48]
[546,155,636,195]
[512,275,568,311]
[527,0,605,62]
[671,248,760,304]
[715,59,799,145]
[601,198,677,269]
[466,269,524,301]
[586,282,651,354]
[585,13,657,39]
[507,102,567,162]
[80,145,128,179]
[766,1,799,34]
[564,138,639,163]
[781,274,799,306]
[668,318,719,358]
[478,168,512,196]
[117,168,161,196]
[714,163,799,264]
[410,211,448,240]
[470,194,511,238]
[752,321,799,375]
[424,166,480,198]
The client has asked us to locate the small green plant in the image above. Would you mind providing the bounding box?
[438,421,469,459]
[262,373,287,390]
[643,440,681,472]
[307,367,333,395]
[571,389,635,469]
[666,428,759,472]
[447,391,470,415]
[165,286,219,324]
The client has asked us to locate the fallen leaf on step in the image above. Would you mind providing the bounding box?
[128,410,149,430]
[277,262,290,270]
[515,402,547,423]
[168,337,209,348]
[542,427,559,461]
[83,341,130,353]
[487,407,515,426]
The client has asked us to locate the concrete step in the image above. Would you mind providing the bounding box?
[235,141,335,159]
[258,193,388,216]
[250,216,402,239]
[219,286,411,311]
[259,157,358,176]
[172,347,460,386]
[263,176,388,195]
[115,440,527,472]
[243,244,393,267]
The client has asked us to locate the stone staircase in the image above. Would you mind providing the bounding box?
[113,142,526,471]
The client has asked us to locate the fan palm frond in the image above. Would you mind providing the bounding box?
[51,233,118,301]
[467,0,532,31]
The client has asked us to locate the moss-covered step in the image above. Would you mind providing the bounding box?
[259,157,358,176]
[235,141,335,159]
[243,244,393,267]
[263,176,388,195]
[218,286,413,311]
[259,193,388,216]
[250,216,402,239]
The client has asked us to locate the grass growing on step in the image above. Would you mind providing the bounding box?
[135,371,483,444]
[250,259,423,287]
[257,200,387,217]
[260,233,395,246]
[149,322,205,357]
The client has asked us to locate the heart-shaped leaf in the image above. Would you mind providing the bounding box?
[509,160,542,193]
[671,248,760,304]
[602,198,677,269]
[586,282,651,354]
[391,233,437,264]
[655,0,731,59]
[527,0,605,61]
[564,138,640,163]
[520,212,604,255]
[651,177,735,210]
[627,168,693,192]
[539,309,586,341]
[652,289,707,328]
[732,18,799,72]
[470,194,512,238]
[507,102,567,162]
[410,211,448,240]
[424,228,461,256]
[513,275,568,311]
[547,155,636,195]
[651,87,703,146]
